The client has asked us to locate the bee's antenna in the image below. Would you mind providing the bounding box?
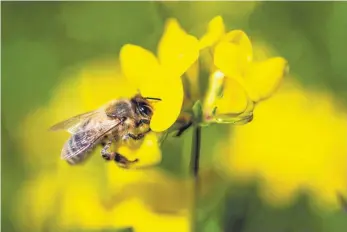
[145,97,162,101]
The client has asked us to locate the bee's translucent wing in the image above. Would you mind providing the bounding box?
[61,118,121,164]
[49,110,100,134]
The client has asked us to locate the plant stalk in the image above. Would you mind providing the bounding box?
[190,125,201,232]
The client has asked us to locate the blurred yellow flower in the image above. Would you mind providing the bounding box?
[120,18,199,132]
[216,79,347,209]
[16,163,193,231]
[200,16,288,124]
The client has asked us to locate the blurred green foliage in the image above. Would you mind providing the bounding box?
[2,1,347,232]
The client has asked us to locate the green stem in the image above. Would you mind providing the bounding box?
[190,125,201,232]
[190,126,201,177]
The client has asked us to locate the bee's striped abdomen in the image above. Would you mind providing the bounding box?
[61,129,98,165]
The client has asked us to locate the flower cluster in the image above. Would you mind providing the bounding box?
[16,15,289,173]
[125,16,288,135]
[15,15,288,232]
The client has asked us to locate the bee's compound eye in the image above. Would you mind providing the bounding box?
[138,103,151,116]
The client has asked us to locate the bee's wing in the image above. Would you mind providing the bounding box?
[49,110,100,134]
[61,118,121,164]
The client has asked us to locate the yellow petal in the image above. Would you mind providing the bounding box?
[148,75,184,132]
[203,71,250,124]
[214,30,253,78]
[245,57,288,102]
[215,77,249,115]
[120,44,161,87]
[120,44,183,132]
[222,30,253,62]
[184,60,200,99]
[158,18,199,77]
[199,15,225,49]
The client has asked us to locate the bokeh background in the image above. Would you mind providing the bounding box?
[2,1,347,232]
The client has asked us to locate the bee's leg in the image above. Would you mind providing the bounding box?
[114,152,139,168]
[127,129,151,140]
[101,140,113,161]
[127,133,144,140]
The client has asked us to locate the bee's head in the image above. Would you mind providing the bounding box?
[131,94,161,119]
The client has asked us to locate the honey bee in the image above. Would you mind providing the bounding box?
[50,94,161,167]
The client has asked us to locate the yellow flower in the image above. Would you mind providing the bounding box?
[120,18,199,132]
[216,80,347,209]
[200,16,288,124]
